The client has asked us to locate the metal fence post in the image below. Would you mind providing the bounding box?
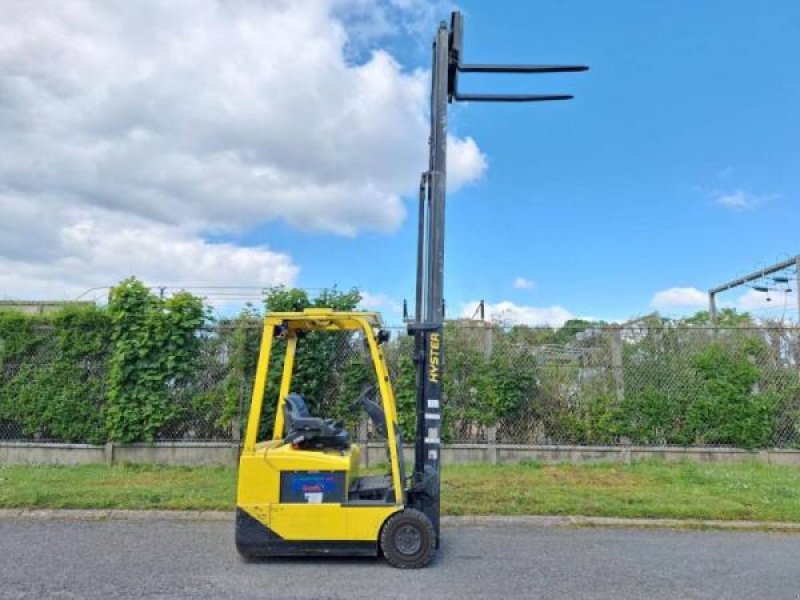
[708,291,717,324]
[487,424,498,465]
[104,441,114,466]
[231,415,241,442]
[232,378,243,444]
[481,323,494,450]
[610,326,624,403]
[796,256,800,363]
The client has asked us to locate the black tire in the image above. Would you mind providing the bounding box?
[236,547,259,563]
[380,509,436,569]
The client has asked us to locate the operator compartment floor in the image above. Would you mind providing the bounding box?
[348,474,392,502]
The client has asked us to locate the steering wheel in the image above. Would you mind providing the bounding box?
[350,385,387,437]
[349,384,377,411]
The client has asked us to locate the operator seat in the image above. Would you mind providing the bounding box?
[283,393,350,450]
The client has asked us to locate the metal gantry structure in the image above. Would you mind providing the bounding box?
[406,11,587,542]
[708,255,800,323]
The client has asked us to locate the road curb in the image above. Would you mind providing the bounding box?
[1,509,799,532]
[0,509,232,522]
[441,515,800,532]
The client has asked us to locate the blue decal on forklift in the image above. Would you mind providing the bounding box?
[279,471,345,504]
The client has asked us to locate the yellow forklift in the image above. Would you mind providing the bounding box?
[236,309,435,568]
[235,12,585,568]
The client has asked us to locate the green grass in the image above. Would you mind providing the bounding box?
[0,461,798,522]
[441,461,800,522]
[0,464,237,510]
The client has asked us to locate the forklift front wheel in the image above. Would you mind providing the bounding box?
[380,509,435,569]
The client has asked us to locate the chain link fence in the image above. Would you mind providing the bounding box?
[483,323,800,448]
[1,321,799,448]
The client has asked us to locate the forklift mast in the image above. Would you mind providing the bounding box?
[407,12,587,541]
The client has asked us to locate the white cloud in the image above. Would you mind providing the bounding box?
[333,0,454,51]
[360,291,403,315]
[512,277,534,290]
[0,194,297,300]
[447,135,487,190]
[650,287,707,309]
[0,0,485,298]
[0,0,484,236]
[462,300,575,327]
[714,190,776,211]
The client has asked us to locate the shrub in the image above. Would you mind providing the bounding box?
[686,338,777,448]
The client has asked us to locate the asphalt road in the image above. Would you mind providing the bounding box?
[1,520,798,599]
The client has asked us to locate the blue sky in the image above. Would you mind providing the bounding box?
[2,1,798,325]
[267,1,800,324]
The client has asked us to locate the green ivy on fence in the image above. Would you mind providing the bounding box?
[0,305,110,443]
[106,278,206,442]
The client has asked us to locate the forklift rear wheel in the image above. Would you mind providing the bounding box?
[380,509,435,569]
[236,546,260,563]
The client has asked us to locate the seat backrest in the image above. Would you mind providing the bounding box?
[283,392,311,432]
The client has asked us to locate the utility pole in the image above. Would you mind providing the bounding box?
[407,11,587,545]
[708,255,800,324]
[796,256,800,325]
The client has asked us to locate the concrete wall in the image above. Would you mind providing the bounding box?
[0,442,239,467]
[0,443,105,466]
[3,442,799,467]
[361,443,800,467]
[111,443,239,467]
